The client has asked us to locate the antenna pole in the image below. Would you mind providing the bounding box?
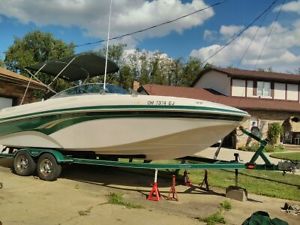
[103,0,113,91]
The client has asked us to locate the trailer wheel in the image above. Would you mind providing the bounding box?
[13,151,36,176]
[37,153,62,181]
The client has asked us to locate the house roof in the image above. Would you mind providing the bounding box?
[140,84,300,113]
[192,67,300,86]
[0,67,46,90]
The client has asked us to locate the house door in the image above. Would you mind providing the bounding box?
[0,96,13,109]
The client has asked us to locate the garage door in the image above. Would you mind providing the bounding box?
[0,96,13,109]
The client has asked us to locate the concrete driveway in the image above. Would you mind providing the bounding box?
[195,147,282,164]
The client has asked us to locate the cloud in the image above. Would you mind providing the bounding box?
[190,21,300,72]
[274,0,300,15]
[203,29,218,41]
[219,25,244,38]
[0,0,214,46]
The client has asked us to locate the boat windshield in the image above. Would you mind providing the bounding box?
[51,83,129,98]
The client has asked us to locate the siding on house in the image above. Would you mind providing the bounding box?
[193,70,230,95]
[195,70,300,101]
[231,79,299,101]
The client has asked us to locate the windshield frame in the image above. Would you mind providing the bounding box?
[51,83,129,99]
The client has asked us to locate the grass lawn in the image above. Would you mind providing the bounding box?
[181,168,300,201]
[270,152,300,161]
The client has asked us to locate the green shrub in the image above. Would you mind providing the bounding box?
[108,192,124,205]
[240,143,285,152]
[264,144,285,152]
[201,211,226,225]
[219,200,232,211]
[267,123,283,146]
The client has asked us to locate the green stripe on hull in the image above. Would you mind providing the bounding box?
[0,111,245,136]
[0,104,247,123]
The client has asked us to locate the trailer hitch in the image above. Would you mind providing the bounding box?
[278,161,300,175]
[239,126,300,173]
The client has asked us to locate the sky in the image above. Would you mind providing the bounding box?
[0,0,299,73]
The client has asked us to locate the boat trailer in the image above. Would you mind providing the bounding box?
[0,126,298,183]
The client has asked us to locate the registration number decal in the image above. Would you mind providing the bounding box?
[147,100,175,106]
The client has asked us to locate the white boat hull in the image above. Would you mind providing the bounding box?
[0,94,249,160]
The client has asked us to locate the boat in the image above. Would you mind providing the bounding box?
[0,53,249,160]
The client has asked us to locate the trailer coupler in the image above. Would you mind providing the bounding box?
[278,161,300,174]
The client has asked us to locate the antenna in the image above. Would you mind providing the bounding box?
[103,0,113,91]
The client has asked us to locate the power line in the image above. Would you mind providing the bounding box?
[254,0,286,68]
[237,7,271,67]
[74,1,225,48]
[0,1,225,55]
[202,0,280,65]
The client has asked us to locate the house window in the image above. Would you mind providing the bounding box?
[257,81,271,97]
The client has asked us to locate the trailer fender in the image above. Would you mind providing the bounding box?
[17,148,72,163]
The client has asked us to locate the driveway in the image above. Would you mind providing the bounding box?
[195,147,282,164]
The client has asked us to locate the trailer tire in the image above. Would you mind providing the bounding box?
[13,151,36,176]
[37,153,62,181]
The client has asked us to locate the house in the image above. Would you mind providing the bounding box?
[0,67,46,109]
[193,67,300,146]
[138,67,300,148]
[192,67,300,102]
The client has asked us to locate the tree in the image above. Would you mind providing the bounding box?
[99,43,126,65]
[5,30,75,92]
[180,57,203,86]
[138,52,151,85]
[97,44,205,88]
[119,64,135,90]
[150,56,163,84]
[96,43,135,89]
[171,58,184,86]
